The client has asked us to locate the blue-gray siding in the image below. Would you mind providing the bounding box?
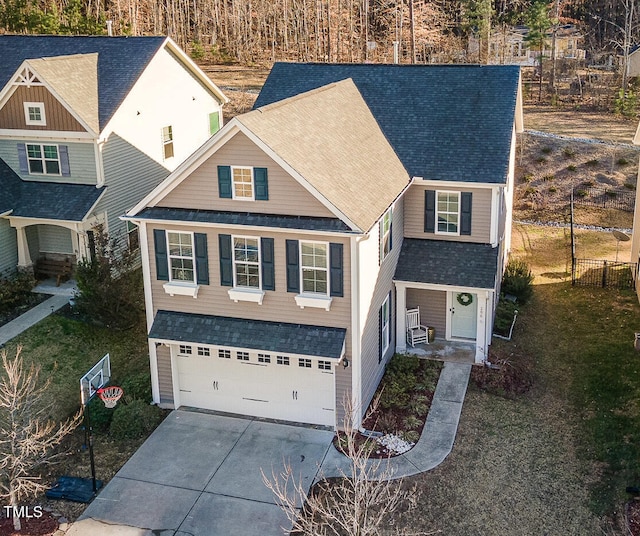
[0,219,17,275]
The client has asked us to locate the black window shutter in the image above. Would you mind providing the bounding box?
[153,229,169,281]
[424,190,435,233]
[219,234,233,286]
[285,240,300,293]
[461,192,472,235]
[194,233,209,285]
[218,166,232,198]
[261,237,275,291]
[329,243,344,298]
[17,143,28,173]
[254,167,269,200]
[59,145,71,176]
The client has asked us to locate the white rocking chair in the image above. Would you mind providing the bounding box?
[406,307,429,347]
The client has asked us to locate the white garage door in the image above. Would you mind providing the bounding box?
[176,346,336,427]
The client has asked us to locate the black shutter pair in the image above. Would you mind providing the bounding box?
[424,190,472,235]
[285,241,344,298]
[218,165,269,200]
[154,229,209,284]
[218,235,275,290]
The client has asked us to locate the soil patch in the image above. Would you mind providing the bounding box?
[0,509,58,536]
[0,293,51,329]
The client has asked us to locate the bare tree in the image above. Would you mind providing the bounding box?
[263,396,436,536]
[0,347,82,532]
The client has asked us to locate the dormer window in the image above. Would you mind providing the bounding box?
[24,102,46,126]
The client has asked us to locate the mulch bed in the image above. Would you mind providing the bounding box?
[627,500,640,536]
[0,293,52,329]
[0,510,59,536]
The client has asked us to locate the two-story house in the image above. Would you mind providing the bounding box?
[127,64,523,429]
[0,35,227,278]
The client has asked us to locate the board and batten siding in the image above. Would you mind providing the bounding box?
[404,184,492,243]
[156,344,174,405]
[359,200,403,414]
[0,85,86,132]
[0,220,17,275]
[406,288,447,338]
[157,131,336,219]
[38,225,74,255]
[0,139,97,185]
[99,134,169,238]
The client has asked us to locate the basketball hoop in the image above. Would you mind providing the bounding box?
[97,386,123,409]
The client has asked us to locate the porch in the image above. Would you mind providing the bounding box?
[404,339,476,364]
[33,277,78,297]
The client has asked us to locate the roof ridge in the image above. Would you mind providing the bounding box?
[253,80,342,113]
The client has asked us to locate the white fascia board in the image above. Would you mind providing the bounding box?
[515,72,525,134]
[81,188,107,222]
[8,215,85,227]
[236,122,362,233]
[0,209,12,217]
[413,177,507,189]
[0,129,95,141]
[163,37,229,105]
[393,280,496,294]
[126,120,243,216]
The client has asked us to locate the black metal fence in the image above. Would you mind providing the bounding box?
[573,187,635,212]
[572,258,637,289]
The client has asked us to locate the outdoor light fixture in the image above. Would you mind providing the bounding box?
[342,358,349,369]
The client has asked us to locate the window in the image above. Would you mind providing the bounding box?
[162,126,174,160]
[379,207,392,262]
[167,232,195,282]
[380,295,390,361]
[179,345,192,355]
[126,221,139,251]
[258,354,271,363]
[24,102,45,126]
[237,351,250,361]
[209,111,220,135]
[277,355,290,366]
[218,349,231,359]
[233,236,260,288]
[232,166,254,200]
[298,358,312,368]
[318,360,331,371]
[197,347,210,357]
[300,241,328,295]
[26,144,60,175]
[436,191,460,234]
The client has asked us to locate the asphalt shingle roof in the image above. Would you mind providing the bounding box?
[149,310,347,359]
[0,35,165,130]
[394,238,498,289]
[0,157,104,221]
[135,207,352,232]
[255,63,520,184]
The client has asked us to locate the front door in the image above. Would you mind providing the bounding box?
[450,292,477,339]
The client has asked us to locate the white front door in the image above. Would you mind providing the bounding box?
[450,292,478,339]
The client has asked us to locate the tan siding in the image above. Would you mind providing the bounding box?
[157,345,174,405]
[360,201,404,414]
[0,86,85,132]
[158,132,336,219]
[404,184,492,243]
[406,289,447,339]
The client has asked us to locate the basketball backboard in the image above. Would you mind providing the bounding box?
[80,354,111,406]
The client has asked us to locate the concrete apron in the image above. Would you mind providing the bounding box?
[75,411,334,536]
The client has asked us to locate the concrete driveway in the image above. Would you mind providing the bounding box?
[73,410,335,536]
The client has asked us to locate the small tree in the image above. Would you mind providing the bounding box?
[0,347,81,531]
[524,0,552,102]
[263,397,434,536]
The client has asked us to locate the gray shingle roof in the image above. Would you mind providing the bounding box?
[394,238,498,289]
[0,35,165,130]
[255,63,520,184]
[135,206,352,233]
[149,310,347,359]
[0,157,104,221]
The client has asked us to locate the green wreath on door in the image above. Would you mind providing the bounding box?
[456,292,474,306]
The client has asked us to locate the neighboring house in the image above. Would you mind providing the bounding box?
[626,45,640,78]
[126,63,523,429]
[0,35,227,277]
[470,24,585,66]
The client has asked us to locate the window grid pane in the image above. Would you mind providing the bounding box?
[26,144,60,175]
[232,167,253,199]
[167,232,195,282]
[436,192,460,234]
[28,106,41,121]
[233,237,260,288]
[300,242,328,295]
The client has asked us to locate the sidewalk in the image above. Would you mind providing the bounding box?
[0,295,69,346]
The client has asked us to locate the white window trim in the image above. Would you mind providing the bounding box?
[162,125,174,160]
[163,281,199,298]
[24,102,46,126]
[295,294,332,311]
[435,190,461,236]
[26,143,61,175]
[231,165,255,201]
[232,235,261,289]
[381,295,390,355]
[167,230,196,284]
[296,240,331,310]
[163,230,199,298]
[228,287,265,305]
[379,207,392,263]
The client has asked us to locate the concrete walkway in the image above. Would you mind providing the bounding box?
[0,294,69,346]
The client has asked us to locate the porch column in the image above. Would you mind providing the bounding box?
[395,283,407,354]
[15,225,32,267]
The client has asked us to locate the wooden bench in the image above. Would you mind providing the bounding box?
[35,257,73,287]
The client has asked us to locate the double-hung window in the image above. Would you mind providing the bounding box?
[24,102,46,126]
[167,231,195,283]
[300,241,328,295]
[231,166,254,200]
[233,236,260,288]
[27,144,60,175]
[380,294,390,361]
[379,207,392,262]
[436,191,460,235]
[162,126,174,160]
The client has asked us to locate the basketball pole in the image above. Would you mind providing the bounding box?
[83,401,98,493]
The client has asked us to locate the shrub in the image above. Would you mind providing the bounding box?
[617,157,630,166]
[624,182,636,190]
[494,298,518,335]
[575,189,588,198]
[548,186,557,194]
[521,173,533,183]
[567,164,577,172]
[190,41,205,61]
[585,159,599,167]
[563,147,576,158]
[400,430,420,444]
[536,156,547,164]
[542,174,554,182]
[501,258,534,305]
[109,399,164,439]
[614,88,638,118]
[605,190,617,198]
[541,146,552,154]
[119,372,152,403]
[0,271,36,314]
[88,396,115,432]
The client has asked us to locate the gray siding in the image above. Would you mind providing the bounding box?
[38,225,73,254]
[0,139,97,185]
[404,184,492,243]
[26,225,39,262]
[100,134,169,242]
[0,220,17,275]
[157,345,174,406]
[406,288,447,339]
